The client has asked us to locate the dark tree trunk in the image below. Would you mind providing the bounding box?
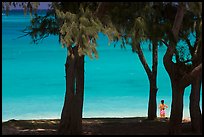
[147,78,158,120]
[147,40,158,120]
[134,41,158,120]
[189,71,202,133]
[189,36,202,133]
[164,44,202,134]
[162,2,202,135]
[168,64,202,134]
[179,63,202,134]
[75,46,85,134]
[163,43,185,134]
[58,46,84,135]
[162,3,186,134]
[164,63,185,134]
[168,78,184,135]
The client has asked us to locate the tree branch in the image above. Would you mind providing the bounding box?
[163,3,185,77]
[136,42,152,79]
[94,2,110,19]
[180,63,202,89]
[160,39,169,47]
[171,3,185,41]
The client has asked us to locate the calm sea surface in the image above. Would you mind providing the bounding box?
[2,10,202,122]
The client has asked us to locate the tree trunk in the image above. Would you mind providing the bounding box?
[189,74,202,133]
[168,78,184,135]
[75,47,85,134]
[163,2,202,134]
[58,46,84,135]
[163,57,185,134]
[190,39,202,133]
[164,46,202,134]
[134,41,158,120]
[163,42,185,134]
[147,78,158,120]
[147,40,158,120]
[162,3,186,134]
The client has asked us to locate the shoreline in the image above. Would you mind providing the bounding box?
[2,117,196,135]
[2,116,191,123]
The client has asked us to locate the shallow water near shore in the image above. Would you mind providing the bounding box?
[2,10,202,122]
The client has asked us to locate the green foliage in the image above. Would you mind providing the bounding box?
[104,3,148,49]
[21,10,59,44]
[187,2,202,17]
[100,3,175,52]
[56,4,103,59]
[175,3,202,65]
[5,2,201,64]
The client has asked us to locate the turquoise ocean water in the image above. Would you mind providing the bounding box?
[2,10,202,122]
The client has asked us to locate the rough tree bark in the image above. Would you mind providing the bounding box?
[162,3,186,134]
[147,40,158,120]
[134,36,158,120]
[58,46,84,135]
[190,74,202,133]
[189,36,202,133]
[180,63,202,133]
[163,41,202,134]
[58,3,110,135]
[163,44,185,134]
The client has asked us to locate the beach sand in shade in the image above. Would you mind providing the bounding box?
[2,117,200,135]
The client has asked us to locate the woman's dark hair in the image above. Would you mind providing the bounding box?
[161,100,164,104]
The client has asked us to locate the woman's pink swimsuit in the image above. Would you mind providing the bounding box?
[160,109,165,115]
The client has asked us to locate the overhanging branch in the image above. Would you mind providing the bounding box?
[180,63,202,89]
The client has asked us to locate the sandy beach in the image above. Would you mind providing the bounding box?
[2,117,200,135]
